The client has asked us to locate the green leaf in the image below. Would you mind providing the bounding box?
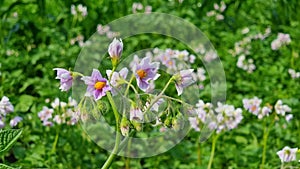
[15,95,35,112]
[0,163,21,169]
[0,129,23,155]
[235,136,248,144]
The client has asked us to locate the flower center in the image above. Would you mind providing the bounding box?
[137,69,147,79]
[94,81,106,90]
[250,105,257,112]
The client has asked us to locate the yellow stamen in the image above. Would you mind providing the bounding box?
[94,81,106,90]
[137,69,147,79]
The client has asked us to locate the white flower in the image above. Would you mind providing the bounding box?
[271,33,291,50]
[285,114,293,122]
[288,68,300,79]
[53,115,62,124]
[38,106,54,122]
[130,107,143,121]
[216,14,224,21]
[10,116,22,127]
[174,69,195,96]
[243,97,262,115]
[241,27,250,34]
[275,100,291,116]
[196,68,206,82]
[68,97,77,107]
[277,146,298,162]
[258,106,271,119]
[188,117,200,131]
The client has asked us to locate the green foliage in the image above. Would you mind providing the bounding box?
[0,0,299,168]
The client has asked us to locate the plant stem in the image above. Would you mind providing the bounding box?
[124,75,135,96]
[197,141,201,166]
[280,162,284,169]
[207,134,219,169]
[144,77,174,113]
[260,113,276,169]
[101,92,121,169]
[125,137,132,169]
[260,120,268,169]
[51,129,59,154]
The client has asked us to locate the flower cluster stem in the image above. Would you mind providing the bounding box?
[260,113,276,169]
[197,141,201,166]
[207,134,219,169]
[51,129,60,154]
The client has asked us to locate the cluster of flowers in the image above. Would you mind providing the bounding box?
[0,96,22,128]
[243,97,292,122]
[288,68,300,79]
[96,24,120,39]
[229,27,271,73]
[189,100,243,134]
[71,4,88,18]
[54,38,200,136]
[277,146,299,163]
[271,33,291,50]
[193,44,218,63]
[236,55,256,73]
[132,2,152,14]
[151,48,196,72]
[70,34,90,47]
[206,1,226,21]
[38,97,80,126]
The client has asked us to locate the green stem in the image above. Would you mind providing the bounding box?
[124,75,135,96]
[260,120,268,169]
[280,162,284,169]
[161,95,184,104]
[123,81,139,94]
[101,92,121,169]
[125,137,132,169]
[51,129,59,154]
[207,134,219,169]
[197,141,201,166]
[160,77,174,95]
[260,113,276,169]
[144,77,174,113]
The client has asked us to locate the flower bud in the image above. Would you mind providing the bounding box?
[120,117,130,136]
[132,120,142,132]
[108,38,123,68]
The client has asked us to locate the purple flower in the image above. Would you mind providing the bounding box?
[133,56,160,92]
[10,116,22,127]
[81,69,111,100]
[108,38,123,66]
[173,69,195,96]
[0,96,14,116]
[53,68,73,91]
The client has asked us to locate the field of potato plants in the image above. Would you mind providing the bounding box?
[0,0,300,169]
